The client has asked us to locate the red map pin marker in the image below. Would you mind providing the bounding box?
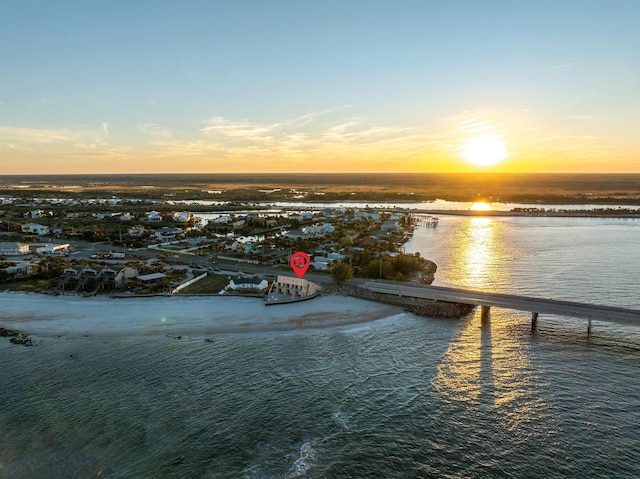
[290,251,310,278]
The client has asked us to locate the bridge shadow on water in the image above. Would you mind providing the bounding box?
[479,313,497,411]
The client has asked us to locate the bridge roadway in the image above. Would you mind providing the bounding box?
[361,280,640,327]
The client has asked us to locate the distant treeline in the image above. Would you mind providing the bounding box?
[1,173,639,204]
[511,207,640,215]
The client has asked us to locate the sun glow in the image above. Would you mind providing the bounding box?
[461,136,508,167]
[470,201,493,211]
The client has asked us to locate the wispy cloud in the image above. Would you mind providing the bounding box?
[0,125,107,148]
[137,123,172,139]
[552,56,579,70]
[102,122,109,135]
[563,115,595,120]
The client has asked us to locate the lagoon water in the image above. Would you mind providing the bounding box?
[1,215,639,478]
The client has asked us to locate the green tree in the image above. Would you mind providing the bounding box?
[330,262,353,285]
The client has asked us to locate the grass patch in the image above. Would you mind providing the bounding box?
[1,279,55,293]
[177,273,230,295]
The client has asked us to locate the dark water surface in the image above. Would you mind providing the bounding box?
[1,216,639,478]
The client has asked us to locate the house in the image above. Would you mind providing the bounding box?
[154,227,183,241]
[100,266,138,288]
[26,209,45,219]
[302,223,335,238]
[310,258,332,271]
[21,223,50,235]
[146,211,162,222]
[36,243,70,254]
[0,242,30,256]
[355,211,380,221]
[191,217,206,230]
[286,229,307,240]
[219,238,239,251]
[381,220,401,232]
[119,213,135,221]
[212,215,231,224]
[173,211,192,223]
[265,219,279,228]
[128,225,146,237]
[232,220,245,230]
[136,272,167,284]
[59,265,138,290]
[228,277,269,291]
[5,262,34,277]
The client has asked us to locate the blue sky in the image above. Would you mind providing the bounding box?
[1,0,639,173]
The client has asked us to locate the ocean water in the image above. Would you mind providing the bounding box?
[1,216,639,478]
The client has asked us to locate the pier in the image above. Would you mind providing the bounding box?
[361,280,640,333]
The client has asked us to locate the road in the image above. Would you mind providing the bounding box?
[362,280,640,326]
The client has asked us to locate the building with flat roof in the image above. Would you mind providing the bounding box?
[0,242,30,256]
[267,275,321,301]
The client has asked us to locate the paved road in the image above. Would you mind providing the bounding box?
[362,280,640,326]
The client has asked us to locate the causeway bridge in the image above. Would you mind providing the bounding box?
[361,281,640,334]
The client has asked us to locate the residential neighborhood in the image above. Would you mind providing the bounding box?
[0,192,435,296]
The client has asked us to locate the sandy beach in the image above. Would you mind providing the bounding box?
[0,292,407,338]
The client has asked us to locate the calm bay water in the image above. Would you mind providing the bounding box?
[1,216,639,478]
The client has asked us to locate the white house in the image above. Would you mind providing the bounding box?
[128,225,146,237]
[154,227,183,241]
[36,243,70,254]
[21,223,50,235]
[146,211,162,222]
[228,277,269,291]
[0,242,30,256]
[173,211,192,223]
[212,215,231,224]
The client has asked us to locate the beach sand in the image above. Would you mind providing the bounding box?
[0,292,407,338]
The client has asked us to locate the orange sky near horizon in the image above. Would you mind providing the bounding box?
[2,2,638,175]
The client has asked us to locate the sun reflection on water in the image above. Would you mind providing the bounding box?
[432,216,550,430]
[458,217,495,290]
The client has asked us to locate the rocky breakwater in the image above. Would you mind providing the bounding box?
[322,284,475,319]
[0,327,34,346]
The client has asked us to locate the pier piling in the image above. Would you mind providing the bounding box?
[480,305,491,323]
[531,312,539,333]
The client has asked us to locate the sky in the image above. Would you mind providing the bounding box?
[1,0,639,174]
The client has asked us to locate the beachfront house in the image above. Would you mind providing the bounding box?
[268,276,321,298]
[228,277,269,291]
[59,265,138,291]
[5,262,35,277]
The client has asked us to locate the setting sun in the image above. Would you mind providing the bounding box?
[461,136,508,167]
[470,201,493,211]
